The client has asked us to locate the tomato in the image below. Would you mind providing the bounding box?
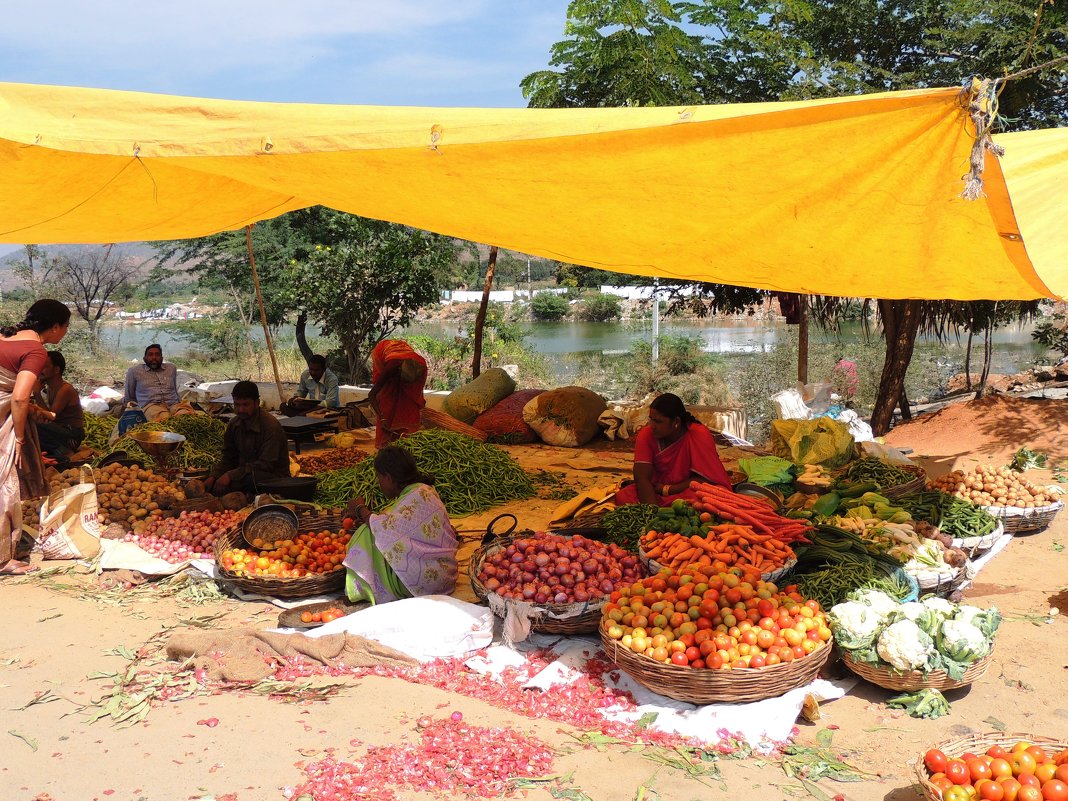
[1018,786,1043,801]
[931,775,954,794]
[1028,749,1050,767]
[1001,779,1023,801]
[684,646,701,662]
[946,786,973,801]
[989,748,1011,760]
[670,651,688,666]
[991,761,1015,779]
[947,760,973,786]
[1043,782,1068,801]
[1056,768,1068,785]
[1020,776,1042,790]
[300,611,313,624]
[978,780,1006,801]
[1038,766,1059,785]
[969,760,995,783]
[927,751,952,777]
[1014,753,1040,777]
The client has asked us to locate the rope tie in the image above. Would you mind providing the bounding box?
[959,77,1005,201]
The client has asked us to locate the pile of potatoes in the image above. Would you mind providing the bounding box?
[929,464,1055,508]
[50,463,186,532]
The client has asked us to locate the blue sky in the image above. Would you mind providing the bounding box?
[1,1,571,106]
[0,1,574,256]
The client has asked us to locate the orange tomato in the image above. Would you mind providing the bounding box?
[1043,781,1068,801]
[992,760,1015,779]
[1021,775,1042,790]
[300,611,313,624]
[970,760,996,783]
[1001,778,1023,801]
[977,779,1006,801]
[1028,748,1049,767]
[1056,768,1068,785]
[1037,766,1059,785]
[1014,753,1040,778]
[1018,786,1043,801]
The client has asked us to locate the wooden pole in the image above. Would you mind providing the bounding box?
[797,294,809,384]
[471,245,498,378]
[245,225,285,408]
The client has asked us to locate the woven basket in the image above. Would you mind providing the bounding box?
[213,515,346,599]
[881,465,928,500]
[420,407,488,442]
[277,599,370,629]
[952,521,1006,555]
[982,500,1063,534]
[553,511,609,537]
[839,648,992,691]
[600,621,832,704]
[913,732,1068,801]
[468,533,607,634]
[908,565,967,598]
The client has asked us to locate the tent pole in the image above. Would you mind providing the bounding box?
[797,294,809,384]
[245,225,285,408]
[471,245,498,379]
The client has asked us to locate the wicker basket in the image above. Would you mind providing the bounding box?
[277,599,370,629]
[982,500,1063,534]
[420,407,488,442]
[881,465,929,500]
[908,565,967,598]
[839,648,992,691]
[951,521,1006,555]
[213,515,346,599]
[600,621,832,704]
[914,732,1068,801]
[468,533,608,634]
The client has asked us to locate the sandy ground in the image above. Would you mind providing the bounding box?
[2,408,1067,801]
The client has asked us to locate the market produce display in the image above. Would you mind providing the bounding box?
[313,429,535,516]
[218,529,348,578]
[688,481,812,542]
[101,415,226,470]
[602,565,831,670]
[639,524,796,575]
[300,606,347,624]
[600,503,660,551]
[50,463,184,530]
[842,457,923,491]
[475,533,643,605]
[296,447,369,475]
[792,528,916,610]
[830,590,1000,680]
[82,412,115,453]
[930,465,1057,508]
[899,490,1001,539]
[919,738,1068,801]
[120,509,243,563]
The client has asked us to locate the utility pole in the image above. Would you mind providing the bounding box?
[651,279,660,366]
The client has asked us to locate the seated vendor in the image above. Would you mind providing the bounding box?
[342,445,458,604]
[280,354,340,416]
[204,381,290,496]
[614,393,732,507]
[123,344,194,421]
[33,350,85,461]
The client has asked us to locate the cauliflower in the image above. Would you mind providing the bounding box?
[954,605,984,625]
[849,589,899,619]
[895,602,925,621]
[877,619,934,671]
[921,596,957,619]
[829,601,883,649]
[954,604,1001,636]
[940,619,991,663]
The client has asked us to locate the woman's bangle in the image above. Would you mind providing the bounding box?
[662,484,670,496]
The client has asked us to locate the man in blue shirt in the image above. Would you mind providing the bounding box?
[281,354,340,415]
[123,343,189,421]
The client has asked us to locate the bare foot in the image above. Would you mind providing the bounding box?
[0,559,37,576]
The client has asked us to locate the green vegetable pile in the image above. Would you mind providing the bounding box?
[791,527,915,610]
[898,490,999,539]
[97,415,226,470]
[601,504,660,551]
[82,413,115,453]
[886,688,951,719]
[313,429,535,517]
[842,457,920,489]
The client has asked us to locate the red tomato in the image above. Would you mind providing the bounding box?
[931,775,954,794]
[1027,749,1049,767]
[1020,775,1042,790]
[1002,779,1023,801]
[1056,768,1068,785]
[670,651,688,666]
[979,780,1006,801]
[970,760,996,783]
[1018,786,1043,801]
[947,760,972,786]
[1042,781,1068,801]
[684,646,701,662]
[989,748,1011,761]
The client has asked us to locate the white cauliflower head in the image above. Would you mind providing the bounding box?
[921,596,957,619]
[895,602,925,621]
[850,589,899,619]
[829,601,883,648]
[939,618,990,663]
[877,619,934,671]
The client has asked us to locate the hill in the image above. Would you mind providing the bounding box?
[0,243,160,292]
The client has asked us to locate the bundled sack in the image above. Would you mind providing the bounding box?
[523,386,607,447]
[473,388,545,443]
[441,367,516,424]
[769,417,855,468]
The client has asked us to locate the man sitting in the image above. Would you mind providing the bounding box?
[34,350,85,461]
[123,343,193,421]
[205,381,290,496]
[281,354,340,416]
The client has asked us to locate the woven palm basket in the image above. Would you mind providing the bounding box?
[839,648,992,692]
[914,732,1068,801]
[600,620,832,704]
[982,500,1063,534]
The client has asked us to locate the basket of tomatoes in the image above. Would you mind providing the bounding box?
[915,733,1068,801]
[277,600,370,629]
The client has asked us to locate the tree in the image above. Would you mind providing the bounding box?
[11,245,56,300]
[48,246,139,345]
[284,221,458,382]
[531,291,571,320]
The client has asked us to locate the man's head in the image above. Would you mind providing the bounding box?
[144,344,164,371]
[307,354,327,382]
[231,380,260,419]
[40,350,66,381]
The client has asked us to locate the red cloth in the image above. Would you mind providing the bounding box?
[371,340,427,447]
[0,338,47,376]
[615,422,731,506]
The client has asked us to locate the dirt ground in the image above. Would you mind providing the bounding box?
[2,404,1067,801]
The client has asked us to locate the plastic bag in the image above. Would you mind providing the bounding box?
[35,466,102,560]
[769,418,855,468]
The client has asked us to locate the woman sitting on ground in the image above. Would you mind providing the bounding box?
[343,446,458,604]
[614,393,732,507]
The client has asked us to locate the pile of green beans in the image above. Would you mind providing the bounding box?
[601,504,660,551]
[97,416,226,470]
[898,490,999,539]
[795,562,913,611]
[313,429,535,517]
[82,414,114,453]
[844,457,919,489]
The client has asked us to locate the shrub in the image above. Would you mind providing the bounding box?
[577,293,623,322]
[530,291,569,321]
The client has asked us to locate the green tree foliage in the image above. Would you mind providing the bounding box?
[578,292,624,322]
[531,291,571,321]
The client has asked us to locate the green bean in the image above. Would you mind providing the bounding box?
[601,504,660,551]
[844,457,919,489]
[899,490,997,538]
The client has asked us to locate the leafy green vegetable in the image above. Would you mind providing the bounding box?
[886,689,950,719]
[1009,447,1048,472]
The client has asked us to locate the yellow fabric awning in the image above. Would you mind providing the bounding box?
[0,81,1064,300]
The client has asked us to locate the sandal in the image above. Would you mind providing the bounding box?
[0,560,37,576]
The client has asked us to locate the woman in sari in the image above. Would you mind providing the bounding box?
[367,340,427,447]
[614,393,732,507]
[2,299,71,575]
[342,446,458,604]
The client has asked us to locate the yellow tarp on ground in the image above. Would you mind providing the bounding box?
[0,81,1064,300]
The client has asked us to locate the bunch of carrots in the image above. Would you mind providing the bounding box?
[639,523,795,574]
[689,481,812,543]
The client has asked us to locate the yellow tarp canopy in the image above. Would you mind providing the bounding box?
[0,81,1064,300]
